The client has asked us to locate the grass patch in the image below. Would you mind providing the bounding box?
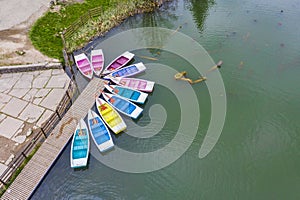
[30,0,159,62]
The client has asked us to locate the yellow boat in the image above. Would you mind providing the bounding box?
[95,97,127,134]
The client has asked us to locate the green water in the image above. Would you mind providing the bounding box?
[31,0,300,199]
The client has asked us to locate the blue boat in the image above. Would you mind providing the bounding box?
[70,118,90,168]
[104,62,146,79]
[104,84,148,104]
[87,109,114,152]
[102,92,143,119]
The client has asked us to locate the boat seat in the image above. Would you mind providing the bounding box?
[131,92,140,100]
[100,105,112,115]
[75,135,88,140]
[95,134,110,144]
[73,145,88,150]
[105,115,115,123]
[120,103,131,113]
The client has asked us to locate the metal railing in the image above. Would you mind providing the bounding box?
[0,75,78,188]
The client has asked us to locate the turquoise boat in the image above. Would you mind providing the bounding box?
[104,84,148,104]
[70,118,90,168]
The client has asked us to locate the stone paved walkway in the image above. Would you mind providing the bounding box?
[0,68,70,176]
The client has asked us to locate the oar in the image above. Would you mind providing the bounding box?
[207,60,223,73]
[171,25,182,35]
[136,55,158,61]
[79,119,83,136]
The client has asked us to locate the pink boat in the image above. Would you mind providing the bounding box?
[102,51,134,75]
[91,49,104,76]
[74,53,93,79]
[109,77,155,93]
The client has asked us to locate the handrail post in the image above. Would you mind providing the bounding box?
[56,110,62,120]
[0,179,6,186]
[41,128,47,138]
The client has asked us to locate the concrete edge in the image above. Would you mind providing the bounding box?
[0,62,63,74]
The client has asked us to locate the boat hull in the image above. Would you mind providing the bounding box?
[70,118,90,168]
[102,92,143,119]
[91,49,104,76]
[74,53,93,79]
[88,109,114,153]
[104,62,146,79]
[104,84,148,104]
[96,98,127,134]
[110,77,155,92]
[102,51,134,75]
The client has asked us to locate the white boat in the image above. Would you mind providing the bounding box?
[104,62,146,79]
[90,49,104,76]
[95,97,127,134]
[102,92,143,119]
[70,118,90,168]
[87,109,114,152]
[74,53,93,79]
[104,84,148,104]
[102,51,134,75]
[109,77,155,92]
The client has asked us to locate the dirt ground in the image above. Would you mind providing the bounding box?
[0,5,60,66]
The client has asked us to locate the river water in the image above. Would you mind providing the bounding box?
[31,0,300,199]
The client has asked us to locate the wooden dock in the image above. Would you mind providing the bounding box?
[1,78,107,200]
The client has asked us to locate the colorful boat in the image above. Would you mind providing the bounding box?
[102,51,134,75]
[87,109,114,152]
[104,62,146,79]
[95,97,127,134]
[74,53,93,79]
[104,84,148,104]
[102,92,143,119]
[70,118,90,168]
[109,77,155,92]
[90,49,104,76]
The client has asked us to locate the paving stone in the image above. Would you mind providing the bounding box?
[52,69,63,75]
[0,93,12,109]
[18,103,45,123]
[33,88,51,105]
[23,88,39,102]
[36,109,54,127]
[5,154,14,165]
[0,74,21,93]
[0,117,23,139]
[39,70,52,77]
[0,113,6,122]
[31,71,41,77]
[1,97,28,118]
[32,76,50,89]
[14,74,33,89]
[39,89,66,111]
[9,88,30,98]
[46,73,70,88]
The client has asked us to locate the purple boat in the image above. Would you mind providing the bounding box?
[102,51,134,75]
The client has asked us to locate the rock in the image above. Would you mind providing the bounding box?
[5,154,15,165]
[26,128,33,137]
[16,128,23,135]
[12,135,26,144]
